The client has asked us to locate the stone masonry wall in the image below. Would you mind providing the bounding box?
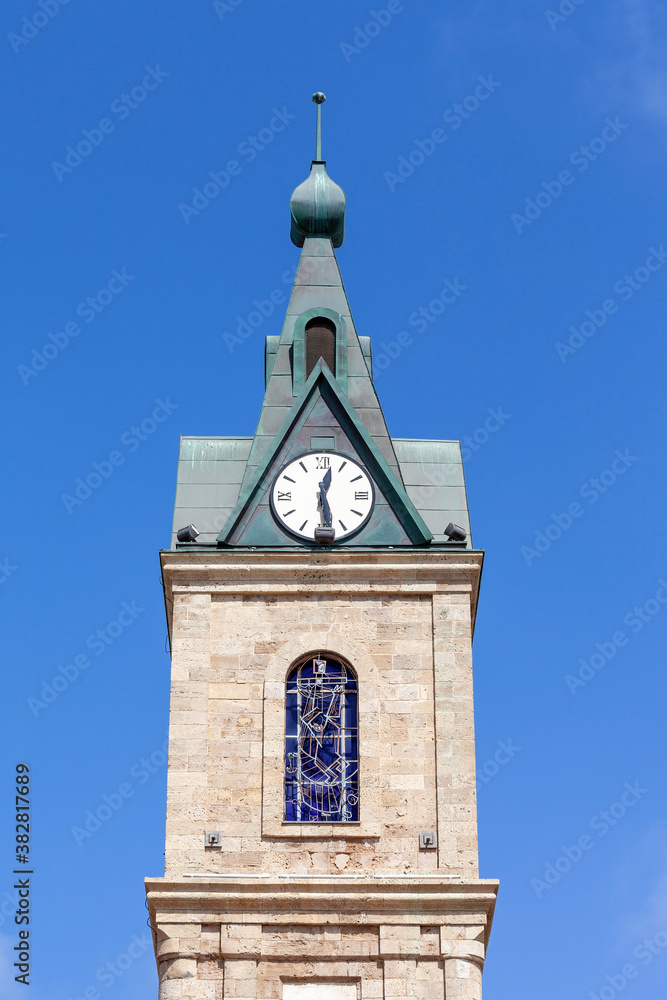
[164,586,478,878]
[152,913,489,1000]
[152,551,492,1000]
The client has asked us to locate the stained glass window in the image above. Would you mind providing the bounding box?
[285,654,359,822]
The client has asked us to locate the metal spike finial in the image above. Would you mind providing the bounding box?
[312,92,326,160]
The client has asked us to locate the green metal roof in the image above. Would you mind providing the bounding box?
[170,437,252,548]
[171,434,471,548]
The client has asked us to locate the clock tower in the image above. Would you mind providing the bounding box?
[146,95,498,1000]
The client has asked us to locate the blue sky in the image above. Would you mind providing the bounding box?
[1,0,666,997]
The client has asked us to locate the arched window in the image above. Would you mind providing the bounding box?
[305,317,336,378]
[285,653,359,822]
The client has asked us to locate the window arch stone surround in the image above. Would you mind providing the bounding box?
[262,631,381,838]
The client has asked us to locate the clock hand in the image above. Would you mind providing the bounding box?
[317,472,333,528]
[318,487,333,527]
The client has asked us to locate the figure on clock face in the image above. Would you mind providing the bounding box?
[270,451,375,543]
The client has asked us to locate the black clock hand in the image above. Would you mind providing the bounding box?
[321,467,332,492]
[318,487,333,526]
[319,492,332,526]
[318,468,333,527]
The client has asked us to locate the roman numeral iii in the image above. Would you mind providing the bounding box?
[354,491,369,501]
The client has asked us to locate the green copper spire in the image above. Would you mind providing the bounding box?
[290,93,346,248]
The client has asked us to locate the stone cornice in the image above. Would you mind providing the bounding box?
[160,548,484,638]
[146,875,498,949]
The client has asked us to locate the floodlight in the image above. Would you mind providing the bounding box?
[444,523,467,542]
[177,524,200,543]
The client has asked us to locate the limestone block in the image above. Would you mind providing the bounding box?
[443,957,483,1000]
[416,959,446,999]
[379,925,420,957]
[159,981,196,1000]
[388,775,424,791]
[162,957,197,979]
[157,935,179,961]
[210,683,252,699]
[223,959,258,998]
[201,925,221,956]
[202,985,220,1000]
[383,958,417,997]
[220,923,261,956]
[360,976,384,999]
[169,770,206,787]
[418,927,440,957]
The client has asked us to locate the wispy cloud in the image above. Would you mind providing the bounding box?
[596,0,667,122]
[614,821,667,945]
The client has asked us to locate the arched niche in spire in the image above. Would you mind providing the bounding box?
[291,307,348,396]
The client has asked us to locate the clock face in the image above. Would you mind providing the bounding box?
[270,451,375,542]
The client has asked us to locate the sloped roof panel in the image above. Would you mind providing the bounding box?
[171,437,252,547]
[393,439,472,546]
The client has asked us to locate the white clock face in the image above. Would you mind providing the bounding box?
[270,451,375,542]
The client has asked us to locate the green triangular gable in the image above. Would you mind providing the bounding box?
[217,363,432,547]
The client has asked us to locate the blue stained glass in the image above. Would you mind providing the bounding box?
[284,655,359,822]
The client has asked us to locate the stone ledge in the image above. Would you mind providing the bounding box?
[147,878,497,977]
[146,876,498,947]
[160,548,483,640]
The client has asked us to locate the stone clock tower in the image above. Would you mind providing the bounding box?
[146,96,498,1000]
